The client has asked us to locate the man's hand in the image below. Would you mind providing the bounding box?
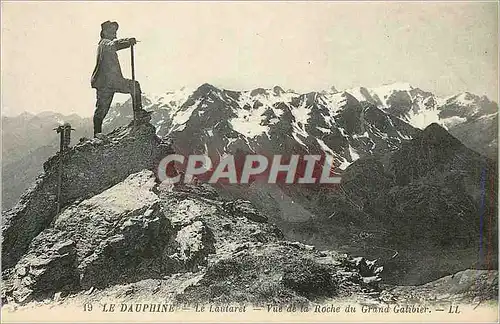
[129,38,137,45]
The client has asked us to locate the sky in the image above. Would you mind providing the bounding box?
[1,1,498,117]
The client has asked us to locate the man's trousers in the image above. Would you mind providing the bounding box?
[93,78,142,136]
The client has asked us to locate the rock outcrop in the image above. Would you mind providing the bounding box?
[2,123,173,270]
[2,166,384,306]
[3,171,170,303]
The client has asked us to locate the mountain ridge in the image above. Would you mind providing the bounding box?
[2,82,497,213]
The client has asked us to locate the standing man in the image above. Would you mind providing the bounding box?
[91,20,150,137]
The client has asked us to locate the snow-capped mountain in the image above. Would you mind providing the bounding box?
[344,83,498,157]
[105,84,419,172]
[104,82,497,162]
[3,83,497,289]
[346,83,497,128]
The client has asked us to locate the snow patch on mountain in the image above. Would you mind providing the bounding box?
[238,89,296,115]
[229,88,301,138]
[340,83,498,132]
[317,138,334,155]
[348,145,360,161]
[146,87,195,112]
[441,116,467,129]
[345,87,366,103]
[406,108,441,129]
[320,92,349,113]
[352,131,369,139]
[336,154,352,170]
[172,99,201,126]
[288,96,313,148]
[104,83,495,167]
[230,106,270,138]
[478,112,498,121]
[453,93,476,106]
[345,82,413,107]
[369,82,413,107]
[317,127,332,134]
[291,97,311,127]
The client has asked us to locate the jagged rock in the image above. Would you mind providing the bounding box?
[250,229,269,243]
[56,171,173,290]
[2,123,174,270]
[273,85,285,95]
[339,256,383,282]
[362,276,381,285]
[351,257,374,277]
[387,269,498,303]
[77,204,169,290]
[175,243,377,305]
[172,183,220,200]
[3,165,496,308]
[5,229,79,304]
[168,199,216,228]
[223,199,268,223]
[3,171,173,302]
[336,271,362,284]
[3,167,297,306]
[174,221,215,269]
[337,93,365,134]
[283,241,316,251]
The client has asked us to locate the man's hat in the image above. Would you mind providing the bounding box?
[101,20,119,31]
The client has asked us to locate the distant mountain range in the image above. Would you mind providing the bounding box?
[3,83,498,233]
[104,82,498,160]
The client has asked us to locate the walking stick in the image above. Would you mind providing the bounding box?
[56,148,63,214]
[131,43,136,123]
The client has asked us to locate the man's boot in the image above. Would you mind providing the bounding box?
[93,117,103,137]
[133,108,152,125]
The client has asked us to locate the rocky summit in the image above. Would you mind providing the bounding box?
[2,123,173,270]
[1,116,497,310]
